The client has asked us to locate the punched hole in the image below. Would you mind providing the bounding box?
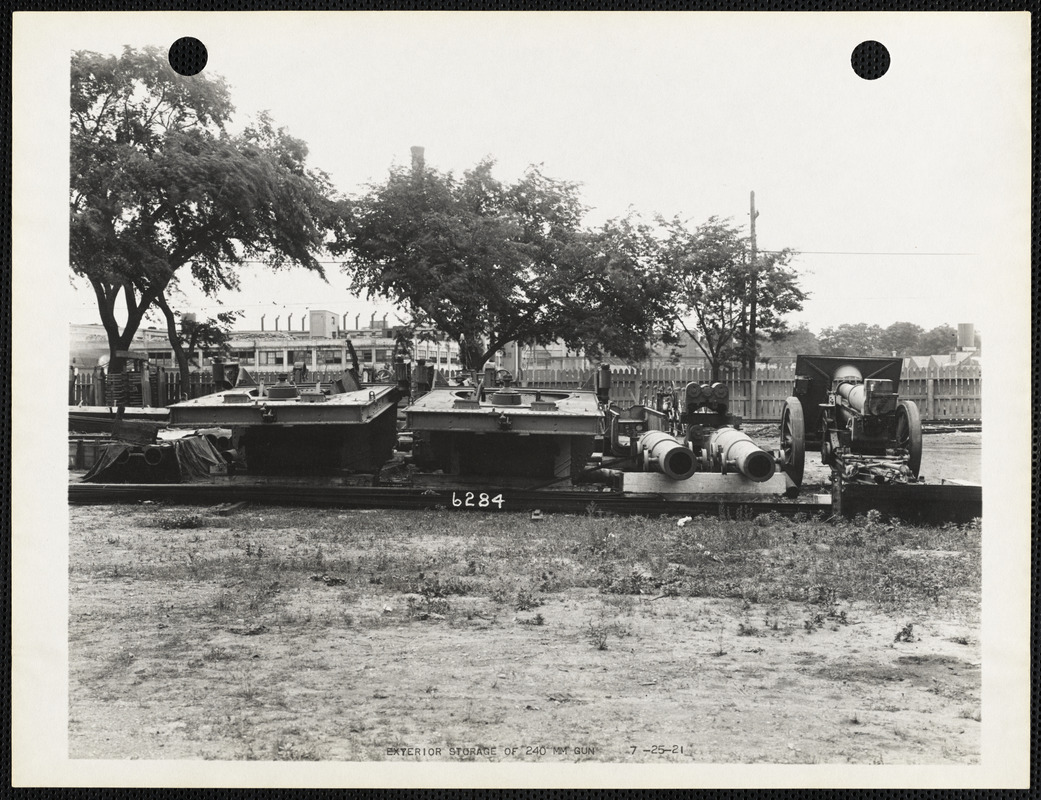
[169,37,208,76]
[851,40,890,80]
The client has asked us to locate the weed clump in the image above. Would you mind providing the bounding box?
[894,622,916,642]
[202,645,233,662]
[274,738,320,760]
[152,512,208,530]
[514,585,544,611]
[587,620,610,650]
[601,567,655,595]
[406,594,451,620]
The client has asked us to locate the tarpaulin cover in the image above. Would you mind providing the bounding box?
[82,435,226,483]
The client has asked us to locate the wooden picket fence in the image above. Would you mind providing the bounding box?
[69,366,415,408]
[518,362,982,422]
[70,361,982,422]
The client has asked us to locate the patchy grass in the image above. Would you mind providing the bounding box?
[68,504,982,763]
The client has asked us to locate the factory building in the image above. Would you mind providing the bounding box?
[70,310,462,376]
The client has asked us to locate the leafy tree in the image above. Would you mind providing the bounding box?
[879,321,924,356]
[387,325,415,364]
[564,214,677,363]
[657,216,805,380]
[918,324,958,355]
[332,157,670,371]
[70,46,335,408]
[817,323,884,356]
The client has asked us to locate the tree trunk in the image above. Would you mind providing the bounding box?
[105,333,135,420]
[345,340,360,377]
[91,278,164,419]
[457,338,489,372]
[155,293,191,400]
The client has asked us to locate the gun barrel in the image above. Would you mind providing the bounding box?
[837,381,866,413]
[707,427,776,482]
[638,430,697,480]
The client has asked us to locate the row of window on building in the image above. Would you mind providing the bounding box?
[142,347,453,368]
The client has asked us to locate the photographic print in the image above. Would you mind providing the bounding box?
[12,10,1031,788]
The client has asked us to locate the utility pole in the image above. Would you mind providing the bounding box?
[747,190,760,375]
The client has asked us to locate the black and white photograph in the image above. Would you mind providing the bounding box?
[11,10,1031,788]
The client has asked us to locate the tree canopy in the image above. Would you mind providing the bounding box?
[657,216,805,380]
[817,321,961,357]
[878,321,924,356]
[70,46,336,383]
[331,156,672,371]
[818,323,884,356]
[918,324,959,355]
[758,322,821,360]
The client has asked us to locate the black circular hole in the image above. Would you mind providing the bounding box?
[851,40,890,80]
[169,37,208,76]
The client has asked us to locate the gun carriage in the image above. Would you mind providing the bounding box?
[780,355,923,487]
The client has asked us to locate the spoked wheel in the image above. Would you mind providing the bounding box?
[373,368,394,383]
[895,399,923,478]
[780,397,805,487]
[495,368,514,385]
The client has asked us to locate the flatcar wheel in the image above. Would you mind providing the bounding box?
[780,397,805,487]
[896,399,923,478]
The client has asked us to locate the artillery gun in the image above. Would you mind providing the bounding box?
[676,380,779,484]
[598,373,785,494]
[780,355,922,487]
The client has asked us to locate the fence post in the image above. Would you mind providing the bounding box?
[749,368,759,421]
[926,371,935,420]
[157,368,167,407]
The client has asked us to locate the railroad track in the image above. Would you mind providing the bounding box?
[68,478,982,524]
[68,481,828,518]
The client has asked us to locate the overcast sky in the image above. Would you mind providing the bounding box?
[61,12,1030,335]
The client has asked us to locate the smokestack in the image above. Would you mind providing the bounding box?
[370,312,376,328]
[301,315,306,332]
[410,146,425,173]
[342,312,348,329]
[287,313,293,331]
[275,316,280,331]
[355,314,360,330]
[261,314,265,332]
[957,323,976,351]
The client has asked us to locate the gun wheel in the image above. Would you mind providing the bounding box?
[780,397,805,487]
[896,399,923,478]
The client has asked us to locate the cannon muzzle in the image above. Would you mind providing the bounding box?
[707,427,776,482]
[684,381,730,409]
[638,430,697,480]
[836,377,898,417]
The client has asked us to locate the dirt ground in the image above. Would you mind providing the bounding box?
[749,429,982,491]
[68,488,982,764]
